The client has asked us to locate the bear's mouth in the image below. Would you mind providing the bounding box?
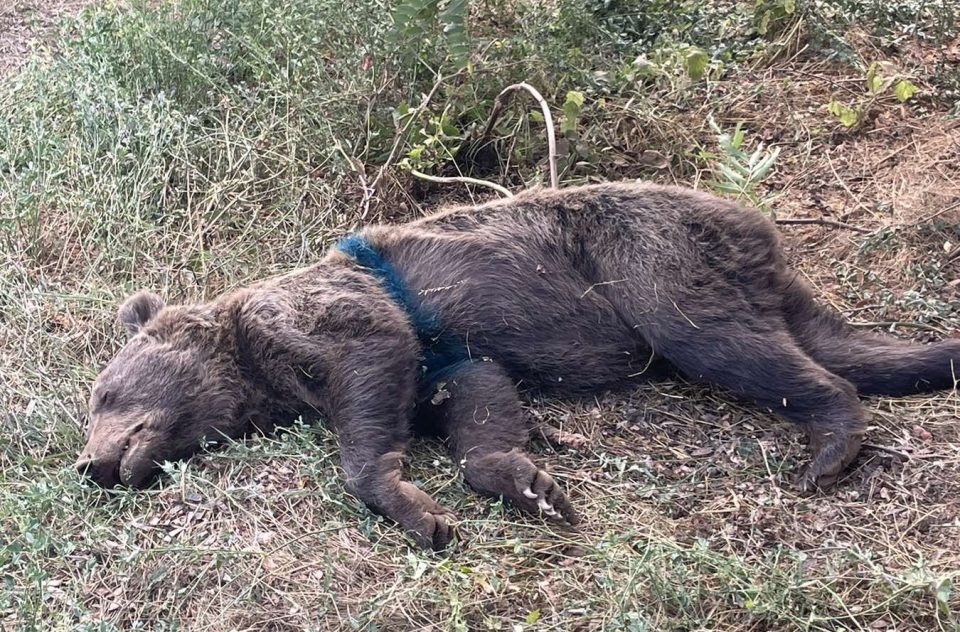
[76,420,162,488]
[118,437,158,487]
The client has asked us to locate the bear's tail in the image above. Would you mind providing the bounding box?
[782,274,959,396]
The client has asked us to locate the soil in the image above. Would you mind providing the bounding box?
[0,0,90,77]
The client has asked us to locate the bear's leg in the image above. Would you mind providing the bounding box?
[781,275,960,395]
[428,361,580,525]
[340,446,458,550]
[331,345,458,550]
[641,321,868,490]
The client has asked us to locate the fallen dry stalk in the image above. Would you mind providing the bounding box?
[481,82,559,188]
[774,217,871,233]
[409,169,514,198]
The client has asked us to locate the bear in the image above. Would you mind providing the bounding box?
[76,182,960,550]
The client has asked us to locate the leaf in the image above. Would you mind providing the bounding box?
[757,11,771,35]
[866,60,898,93]
[711,181,746,194]
[565,90,585,108]
[525,609,541,624]
[561,90,585,135]
[827,100,859,127]
[439,0,470,68]
[707,114,722,135]
[751,147,780,180]
[894,80,917,102]
[866,62,883,93]
[717,134,746,161]
[684,48,709,80]
[631,54,656,76]
[933,577,954,619]
[731,123,745,151]
[717,163,748,186]
[391,0,435,32]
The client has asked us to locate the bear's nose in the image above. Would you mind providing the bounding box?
[75,454,121,488]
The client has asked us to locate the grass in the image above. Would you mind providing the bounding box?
[1,0,959,629]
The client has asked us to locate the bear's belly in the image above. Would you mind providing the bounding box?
[485,332,664,395]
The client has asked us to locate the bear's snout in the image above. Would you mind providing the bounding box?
[75,452,122,488]
[76,419,157,488]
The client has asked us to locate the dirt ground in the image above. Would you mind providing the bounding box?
[0,0,90,77]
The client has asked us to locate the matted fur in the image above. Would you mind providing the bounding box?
[77,182,960,549]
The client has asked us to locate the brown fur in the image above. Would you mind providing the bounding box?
[77,182,960,549]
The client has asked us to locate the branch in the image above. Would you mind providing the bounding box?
[481,82,559,188]
[774,217,871,233]
[849,321,948,335]
[409,169,514,198]
[360,71,452,218]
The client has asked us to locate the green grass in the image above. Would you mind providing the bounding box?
[2,0,959,630]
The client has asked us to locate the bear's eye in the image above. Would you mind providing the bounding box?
[93,388,116,411]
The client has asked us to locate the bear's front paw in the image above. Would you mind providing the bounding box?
[396,481,458,550]
[518,468,579,525]
[466,449,580,526]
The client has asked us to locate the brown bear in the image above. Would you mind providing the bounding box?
[76,182,960,550]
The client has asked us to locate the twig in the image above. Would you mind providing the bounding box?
[409,169,513,198]
[361,72,451,218]
[849,320,948,334]
[774,217,871,233]
[914,200,960,226]
[862,443,910,461]
[480,82,559,188]
[826,152,874,220]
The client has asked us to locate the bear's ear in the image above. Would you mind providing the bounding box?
[118,291,165,338]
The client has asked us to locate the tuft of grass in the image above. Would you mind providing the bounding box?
[1,0,959,630]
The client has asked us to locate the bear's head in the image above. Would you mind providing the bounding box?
[76,291,247,488]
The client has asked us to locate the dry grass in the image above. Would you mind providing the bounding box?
[1,1,958,630]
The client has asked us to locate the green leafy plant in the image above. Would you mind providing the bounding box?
[827,61,918,128]
[866,61,918,101]
[560,90,585,136]
[391,0,471,68]
[827,100,860,127]
[683,47,710,80]
[705,115,780,212]
[397,105,465,172]
[754,0,797,36]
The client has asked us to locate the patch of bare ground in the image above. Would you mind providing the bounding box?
[0,0,92,77]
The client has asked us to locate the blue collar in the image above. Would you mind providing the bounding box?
[335,233,437,334]
[335,233,471,388]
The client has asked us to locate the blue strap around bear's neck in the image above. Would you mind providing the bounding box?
[335,233,432,332]
[335,233,471,391]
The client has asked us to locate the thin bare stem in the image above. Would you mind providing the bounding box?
[409,169,513,198]
[361,72,451,218]
[775,217,871,233]
[849,321,949,334]
[481,82,559,188]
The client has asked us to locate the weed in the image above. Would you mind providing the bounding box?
[703,116,781,213]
